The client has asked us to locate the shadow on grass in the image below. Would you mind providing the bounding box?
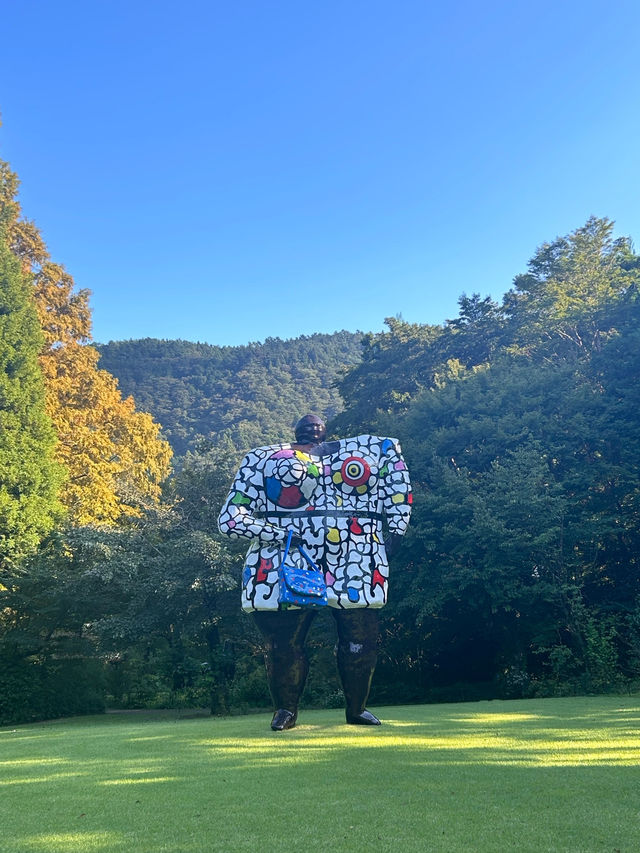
[2,696,640,852]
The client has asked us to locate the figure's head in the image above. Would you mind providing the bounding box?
[294,414,326,445]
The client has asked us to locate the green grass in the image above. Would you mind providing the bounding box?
[1,696,640,852]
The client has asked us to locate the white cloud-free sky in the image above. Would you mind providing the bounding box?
[2,0,639,345]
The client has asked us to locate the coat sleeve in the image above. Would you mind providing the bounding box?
[379,438,412,535]
[218,452,287,544]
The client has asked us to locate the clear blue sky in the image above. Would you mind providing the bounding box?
[2,0,639,346]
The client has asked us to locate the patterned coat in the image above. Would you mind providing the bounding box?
[218,435,411,611]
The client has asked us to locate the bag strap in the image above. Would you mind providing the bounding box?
[282,530,321,573]
[282,529,294,563]
[298,544,320,572]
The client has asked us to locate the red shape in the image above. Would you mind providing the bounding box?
[349,518,363,535]
[408,493,413,505]
[256,558,273,582]
[278,484,304,508]
[371,569,386,590]
[341,456,371,487]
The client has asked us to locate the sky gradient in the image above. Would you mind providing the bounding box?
[2,0,640,346]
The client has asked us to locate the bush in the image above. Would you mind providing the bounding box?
[0,655,105,725]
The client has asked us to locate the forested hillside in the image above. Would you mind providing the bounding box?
[97,333,362,456]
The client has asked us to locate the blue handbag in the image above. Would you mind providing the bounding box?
[279,530,328,608]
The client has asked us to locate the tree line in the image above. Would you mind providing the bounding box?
[1,140,639,723]
[337,217,640,701]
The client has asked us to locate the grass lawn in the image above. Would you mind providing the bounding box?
[1,695,639,852]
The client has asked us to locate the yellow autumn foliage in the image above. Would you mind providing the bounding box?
[39,341,172,524]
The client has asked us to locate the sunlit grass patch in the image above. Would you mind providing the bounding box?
[1,696,640,852]
[20,831,122,851]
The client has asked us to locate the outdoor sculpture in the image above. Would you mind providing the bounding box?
[218,414,411,730]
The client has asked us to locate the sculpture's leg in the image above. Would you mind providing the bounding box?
[253,610,315,730]
[333,608,381,725]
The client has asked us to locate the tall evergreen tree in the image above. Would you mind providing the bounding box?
[0,231,63,568]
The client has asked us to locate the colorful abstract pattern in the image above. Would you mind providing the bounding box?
[218,435,411,611]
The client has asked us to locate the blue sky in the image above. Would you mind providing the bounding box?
[2,0,639,346]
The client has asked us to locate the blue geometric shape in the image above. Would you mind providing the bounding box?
[242,566,252,585]
[347,587,360,603]
[266,476,282,503]
[381,438,393,455]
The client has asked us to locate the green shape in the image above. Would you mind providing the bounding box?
[307,463,320,477]
[231,492,251,505]
[380,464,389,477]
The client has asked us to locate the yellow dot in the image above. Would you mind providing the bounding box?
[391,493,405,504]
[356,485,367,494]
[332,472,343,484]
[337,496,343,507]
[373,533,380,543]
[327,528,340,543]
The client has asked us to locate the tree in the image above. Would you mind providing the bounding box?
[0,231,64,568]
[39,341,172,524]
[332,317,444,435]
[443,293,504,366]
[504,217,635,356]
[0,156,172,524]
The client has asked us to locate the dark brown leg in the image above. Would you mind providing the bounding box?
[332,608,381,724]
[253,609,315,729]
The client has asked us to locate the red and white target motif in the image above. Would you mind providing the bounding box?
[341,456,371,487]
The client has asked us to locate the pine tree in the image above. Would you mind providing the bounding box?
[0,231,64,567]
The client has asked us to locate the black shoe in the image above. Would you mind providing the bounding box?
[271,709,297,731]
[346,709,381,726]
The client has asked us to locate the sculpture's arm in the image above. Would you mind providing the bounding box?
[218,454,287,544]
[379,438,412,536]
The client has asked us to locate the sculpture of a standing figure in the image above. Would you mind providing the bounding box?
[218,414,411,729]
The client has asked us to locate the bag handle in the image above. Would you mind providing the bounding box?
[282,529,293,563]
[298,544,320,572]
[282,529,320,572]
